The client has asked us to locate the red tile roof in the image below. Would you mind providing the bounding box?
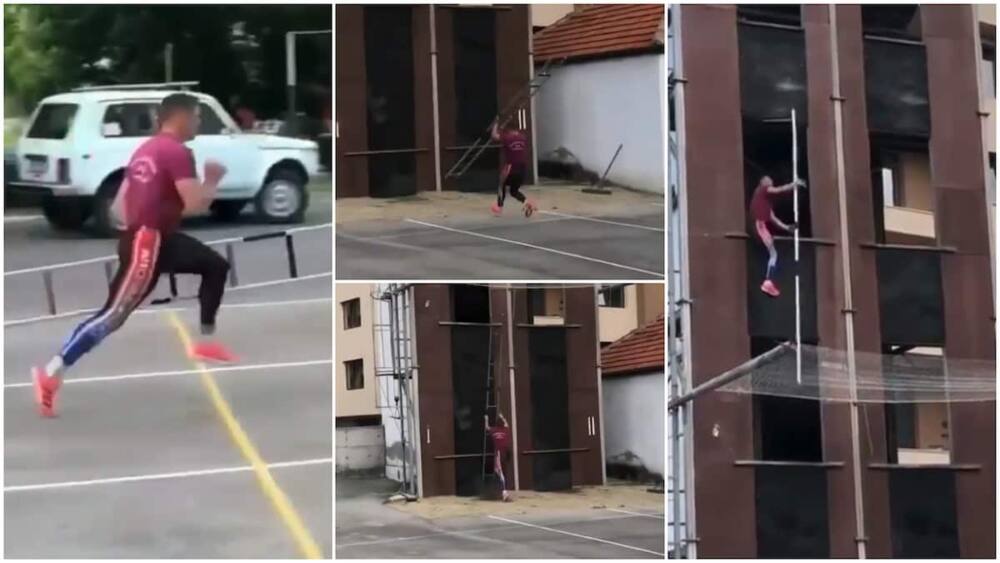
[534,4,665,63]
[601,314,664,377]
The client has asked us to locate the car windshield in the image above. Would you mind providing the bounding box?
[26,103,79,139]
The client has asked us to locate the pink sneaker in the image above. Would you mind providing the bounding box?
[761,279,781,298]
[490,202,502,216]
[523,199,537,218]
[32,367,61,418]
[190,341,238,364]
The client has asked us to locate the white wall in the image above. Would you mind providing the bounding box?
[602,370,665,477]
[536,54,665,193]
[336,426,385,472]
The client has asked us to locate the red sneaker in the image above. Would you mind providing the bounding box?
[490,202,502,216]
[523,199,537,218]
[32,367,61,418]
[761,279,781,298]
[190,341,238,364]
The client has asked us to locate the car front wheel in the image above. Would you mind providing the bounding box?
[42,196,92,231]
[254,170,308,224]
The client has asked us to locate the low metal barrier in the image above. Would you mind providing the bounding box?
[5,223,331,318]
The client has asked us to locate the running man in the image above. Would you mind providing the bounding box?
[32,93,236,417]
[749,175,805,297]
[489,117,537,218]
[485,412,513,502]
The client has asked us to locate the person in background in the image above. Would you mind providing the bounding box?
[229,95,256,131]
[485,412,513,502]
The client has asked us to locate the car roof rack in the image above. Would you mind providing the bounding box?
[72,81,199,92]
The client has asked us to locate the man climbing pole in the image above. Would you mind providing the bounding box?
[750,175,806,297]
[485,412,513,502]
[490,116,537,218]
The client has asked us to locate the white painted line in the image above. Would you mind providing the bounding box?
[337,513,651,548]
[4,215,43,223]
[5,359,332,388]
[538,210,664,232]
[4,457,332,492]
[605,507,665,520]
[227,272,331,292]
[487,515,665,557]
[5,295,332,327]
[405,218,663,277]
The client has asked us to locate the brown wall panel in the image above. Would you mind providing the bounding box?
[510,289,534,489]
[414,285,456,497]
[923,6,995,557]
[496,6,534,183]
[680,5,756,557]
[335,5,369,197]
[566,288,603,486]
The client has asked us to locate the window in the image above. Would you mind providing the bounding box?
[452,285,490,323]
[102,103,157,138]
[198,103,226,135]
[871,139,935,242]
[27,104,79,139]
[737,5,801,27]
[345,359,364,390]
[528,288,565,325]
[983,38,996,100]
[884,348,950,465]
[599,285,626,308]
[342,298,361,329]
[862,6,921,41]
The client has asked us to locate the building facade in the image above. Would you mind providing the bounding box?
[335,4,533,198]
[374,284,605,498]
[335,284,383,473]
[598,283,665,345]
[671,4,995,558]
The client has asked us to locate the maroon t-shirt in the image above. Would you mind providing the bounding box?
[124,133,195,234]
[500,129,528,169]
[750,184,774,222]
[488,425,512,453]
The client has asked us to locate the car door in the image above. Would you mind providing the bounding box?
[186,102,259,197]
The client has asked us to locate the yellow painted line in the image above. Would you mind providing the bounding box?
[167,312,323,559]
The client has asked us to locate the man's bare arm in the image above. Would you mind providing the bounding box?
[767,179,806,195]
[176,160,226,215]
[111,178,130,226]
[770,211,794,233]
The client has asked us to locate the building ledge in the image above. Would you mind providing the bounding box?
[869,463,982,471]
[733,459,845,468]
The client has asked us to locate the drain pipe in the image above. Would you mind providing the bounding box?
[506,285,521,490]
[829,6,868,558]
[430,5,443,192]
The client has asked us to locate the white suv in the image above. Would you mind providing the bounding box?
[12,83,320,235]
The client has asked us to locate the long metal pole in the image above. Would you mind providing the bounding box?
[285,32,297,123]
[593,285,607,485]
[829,6,868,558]
[505,285,521,490]
[430,6,443,192]
[668,343,793,411]
[792,109,802,385]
